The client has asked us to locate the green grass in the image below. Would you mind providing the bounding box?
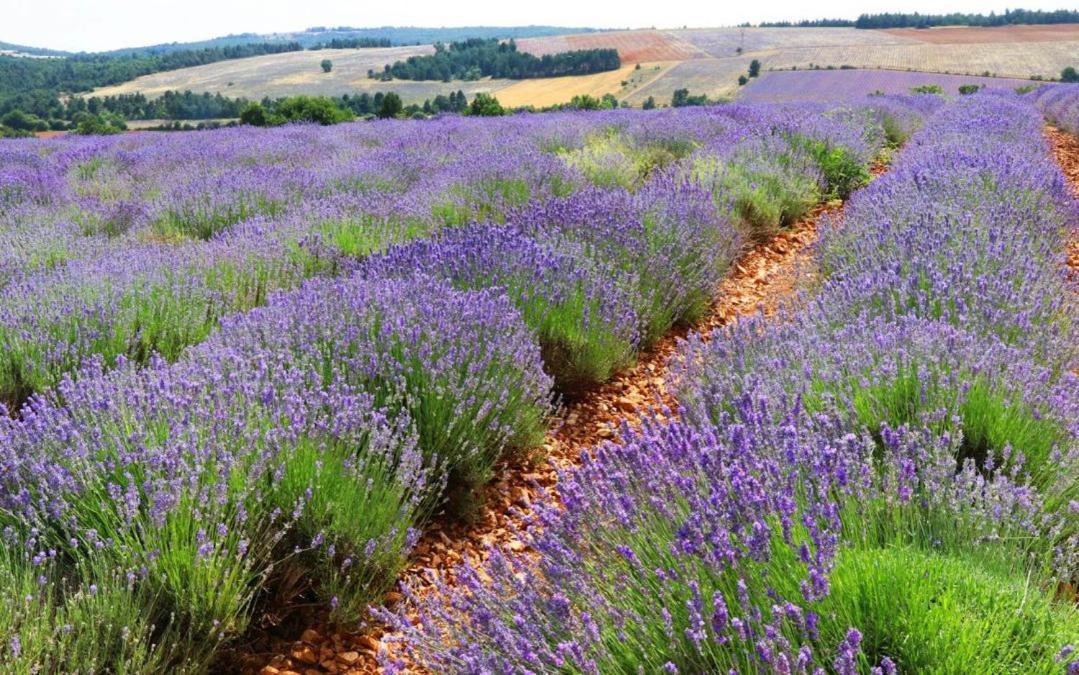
[818,545,1078,674]
[318,214,436,259]
[559,134,698,191]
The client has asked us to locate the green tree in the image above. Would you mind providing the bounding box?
[1062,67,1079,83]
[642,96,656,110]
[378,92,403,119]
[738,75,749,86]
[274,96,353,125]
[321,59,333,73]
[958,84,982,95]
[467,93,504,116]
[748,59,761,77]
[239,102,268,126]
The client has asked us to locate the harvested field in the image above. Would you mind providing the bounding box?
[670,26,919,58]
[518,29,705,63]
[90,46,511,104]
[623,57,750,104]
[494,62,672,108]
[885,23,1079,44]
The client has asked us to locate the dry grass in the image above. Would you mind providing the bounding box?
[518,30,705,63]
[495,62,677,107]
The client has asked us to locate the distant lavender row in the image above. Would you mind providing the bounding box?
[386,94,1079,673]
[1032,83,1079,135]
[739,68,1035,104]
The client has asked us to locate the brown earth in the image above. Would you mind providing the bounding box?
[1044,125,1079,279]
[884,23,1079,44]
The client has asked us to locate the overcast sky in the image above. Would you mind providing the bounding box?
[4,0,1072,52]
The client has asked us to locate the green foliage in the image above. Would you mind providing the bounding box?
[378,92,403,119]
[467,93,504,117]
[958,83,983,95]
[73,111,127,135]
[1,109,46,131]
[371,38,620,82]
[737,74,748,86]
[641,96,656,110]
[1062,67,1079,83]
[320,58,333,73]
[748,59,761,77]
[817,546,1078,673]
[789,133,871,199]
[853,9,1079,29]
[911,84,945,95]
[671,88,710,107]
[239,96,353,127]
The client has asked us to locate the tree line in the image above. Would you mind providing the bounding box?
[758,8,1079,29]
[370,38,620,82]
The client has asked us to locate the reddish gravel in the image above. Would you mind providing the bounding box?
[244,172,886,675]
[1045,126,1079,279]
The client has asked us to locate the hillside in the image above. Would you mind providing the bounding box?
[89,24,1079,107]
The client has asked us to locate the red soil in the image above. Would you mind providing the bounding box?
[884,24,1079,44]
[1045,125,1079,280]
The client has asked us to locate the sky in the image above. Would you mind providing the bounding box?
[3,0,1073,52]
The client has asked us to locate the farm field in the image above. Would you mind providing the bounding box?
[85,25,1079,107]
[1,80,1078,675]
[740,69,1036,103]
[89,45,511,102]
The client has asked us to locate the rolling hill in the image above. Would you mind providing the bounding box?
[88,24,1079,107]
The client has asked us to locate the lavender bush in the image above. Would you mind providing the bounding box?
[389,94,1079,673]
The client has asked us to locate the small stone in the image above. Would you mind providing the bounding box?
[355,635,381,653]
[259,667,281,675]
[337,651,360,665]
[300,629,321,644]
[292,646,318,665]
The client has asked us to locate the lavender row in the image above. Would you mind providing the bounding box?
[387,94,1079,673]
[1033,83,1079,136]
[0,104,900,408]
[0,102,903,671]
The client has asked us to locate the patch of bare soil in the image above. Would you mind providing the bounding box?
[242,172,887,674]
[884,24,1079,45]
[1045,125,1079,280]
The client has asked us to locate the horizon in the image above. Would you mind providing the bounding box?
[5,0,1074,53]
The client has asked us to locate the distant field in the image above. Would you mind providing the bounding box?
[88,25,1079,108]
[91,46,510,103]
[884,24,1079,44]
[740,69,1035,103]
[518,30,705,62]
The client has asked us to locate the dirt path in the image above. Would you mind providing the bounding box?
[247,184,871,675]
[1045,125,1079,279]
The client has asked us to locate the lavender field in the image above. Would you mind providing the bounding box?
[740,68,1036,103]
[0,87,1077,674]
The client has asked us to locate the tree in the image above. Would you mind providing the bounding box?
[748,59,761,77]
[239,102,268,126]
[1062,67,1079,83]
[642,96,656,110]
[958,84,982,95]
[321,59,333,73]
[467,93,504,116]
[738,75,749,86]
[378,92,403,119]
